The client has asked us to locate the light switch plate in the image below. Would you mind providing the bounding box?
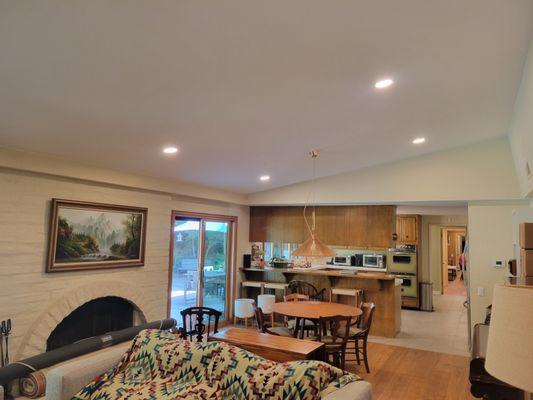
[477,287,485,297]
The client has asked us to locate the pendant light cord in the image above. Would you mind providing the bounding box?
[303,151,318,237]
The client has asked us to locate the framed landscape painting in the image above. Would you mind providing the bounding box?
[47,199,147,272]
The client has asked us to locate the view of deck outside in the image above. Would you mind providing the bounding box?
[170,219,228,325]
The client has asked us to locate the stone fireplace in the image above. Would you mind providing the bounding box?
[15,280,151,360]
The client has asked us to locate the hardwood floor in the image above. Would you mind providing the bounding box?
[346,342,476,400]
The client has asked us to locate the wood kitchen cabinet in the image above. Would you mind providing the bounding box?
[396,215,419,245]
[250,205,396,249]
[314,206,348,246]
[249,206,305,243]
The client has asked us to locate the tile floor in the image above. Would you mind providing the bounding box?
[369,293,470,356]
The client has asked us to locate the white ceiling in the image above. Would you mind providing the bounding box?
[1,1,532,194]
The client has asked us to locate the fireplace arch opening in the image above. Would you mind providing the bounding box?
[46,296,136,351]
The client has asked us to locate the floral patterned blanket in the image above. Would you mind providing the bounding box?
[72,329,360,400]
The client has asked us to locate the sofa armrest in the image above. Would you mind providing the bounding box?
[323,380,372,400]
[45,345,127,400]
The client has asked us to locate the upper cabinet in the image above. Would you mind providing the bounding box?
[249,205,396,249]
[249,206,305,244]
[396,215,420,245]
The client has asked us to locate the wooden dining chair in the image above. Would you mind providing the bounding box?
[338,302,375,373]
[253,304,293,337]
[316,315,352,370]
[179,306,222,342]
[283,293,316,337]
[283,293,309,302]
[287,280,326,301]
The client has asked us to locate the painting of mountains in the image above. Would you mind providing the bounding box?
[47,199,147,272]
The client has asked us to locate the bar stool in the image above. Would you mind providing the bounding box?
[257,294,276,327]
[263,282,289,296]
[329,288,364,308]
[234,298,255,328]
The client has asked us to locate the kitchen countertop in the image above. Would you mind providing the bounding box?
[240,267,397,281]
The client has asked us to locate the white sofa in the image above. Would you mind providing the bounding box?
[8,344,371,400]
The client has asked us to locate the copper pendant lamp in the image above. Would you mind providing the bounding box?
[292,151,335,258]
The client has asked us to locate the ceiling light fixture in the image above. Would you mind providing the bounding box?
[292,150,335,259]
[260,175,270,181]
[163,146,178,154]
[374,78,394,89]
[412,137,426,144]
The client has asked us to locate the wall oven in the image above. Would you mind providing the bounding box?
[389,252,417,274]
[394,273,418,297]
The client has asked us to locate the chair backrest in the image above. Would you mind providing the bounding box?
[359,302,376,335]
[179,306,222,342]
[284,293,310,302]
[253,303,267,333]
[317,315,352,346]
[288,280,325,300]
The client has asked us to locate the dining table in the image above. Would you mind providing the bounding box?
[272,301,363,339]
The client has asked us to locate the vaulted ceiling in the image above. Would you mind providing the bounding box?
[1,1,532,193]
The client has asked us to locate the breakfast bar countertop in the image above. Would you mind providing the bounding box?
[240,267,397,281]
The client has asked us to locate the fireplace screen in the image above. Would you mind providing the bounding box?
[46,296,134,351]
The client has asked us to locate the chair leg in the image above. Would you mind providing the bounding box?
[270,313,274,327]
[245,318,248,328]
[362,338,370,373]
[234,315,237,326]
[355,339,361,365]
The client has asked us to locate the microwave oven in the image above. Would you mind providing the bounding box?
[332,255,354,266]
[362,254,386,269]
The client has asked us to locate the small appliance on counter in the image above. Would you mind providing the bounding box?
[327,250,387,273]
[330,255,354,266]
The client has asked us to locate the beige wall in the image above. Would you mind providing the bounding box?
[415,215,468,291]
[0,147,247,205]
[0,168,249,360]
[467,202,530,329]
[248,138,521,205]
[509,35,533,198]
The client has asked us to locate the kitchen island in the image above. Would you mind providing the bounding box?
[240,267,401,338]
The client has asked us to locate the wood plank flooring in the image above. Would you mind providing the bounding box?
[346,342,476,400]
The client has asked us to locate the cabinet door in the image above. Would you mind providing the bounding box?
[266,207,284,243]
[397,215,418,244]
[249,207,268,242]
[314,206,347,246]
[366,206,395,248]
[284,207,306,244]
[346,206,368,247]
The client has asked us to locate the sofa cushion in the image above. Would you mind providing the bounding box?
[72,329,361,400]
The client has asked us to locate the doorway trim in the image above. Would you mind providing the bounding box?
[167,210,238,323]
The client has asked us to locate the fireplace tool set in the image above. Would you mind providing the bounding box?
[0,319,10,368]
[1,319,12,399]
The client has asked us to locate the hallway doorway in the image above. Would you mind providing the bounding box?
[441,228,467,297]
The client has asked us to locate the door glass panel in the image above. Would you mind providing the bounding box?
[170,219,200,324]
[202,221,229,318]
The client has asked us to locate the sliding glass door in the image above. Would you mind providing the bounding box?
[169,213,235,324]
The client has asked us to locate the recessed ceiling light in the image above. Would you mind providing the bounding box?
[260,175,270,181]
[375,78,394,89]
[162,146,178,154]
[412,137,426,144]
